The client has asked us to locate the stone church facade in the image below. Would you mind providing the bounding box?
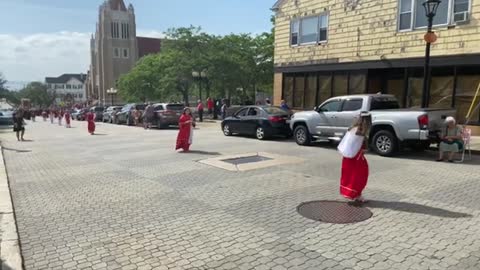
[86,0,161,105]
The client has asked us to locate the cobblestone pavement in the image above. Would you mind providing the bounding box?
[1,119,480,270]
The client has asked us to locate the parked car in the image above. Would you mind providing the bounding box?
[152,103,184,128]
[102,106,122,123]
[221,106,291,140]
[289,94,456,156]
[71,109,81,120]
[91,106,104,121]
[115,103,146,125]
[74,109,88,121]
[0,111,14,126]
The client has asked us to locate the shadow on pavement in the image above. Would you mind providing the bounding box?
[92,133,107,136]
[365,200,472,218]
[183,150,221,155]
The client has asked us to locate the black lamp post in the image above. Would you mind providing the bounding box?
[106,88,117,106]
[421,0,441,108]
[192,70,207,101]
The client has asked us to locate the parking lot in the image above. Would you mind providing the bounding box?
[1,119,480,270]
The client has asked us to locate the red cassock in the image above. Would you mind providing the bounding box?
[86,112,95,134]
[65,113,71,125]
[176,114,191,151]
[340,148,369,200]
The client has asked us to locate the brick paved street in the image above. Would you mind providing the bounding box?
[1,119,480,270]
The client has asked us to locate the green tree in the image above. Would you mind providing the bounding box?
[18,82,56,108]
[0,73,20,105]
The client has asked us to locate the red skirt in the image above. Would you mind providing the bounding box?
[340,150,369,200]
[88,121,95,134]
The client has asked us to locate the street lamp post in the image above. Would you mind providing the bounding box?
[421,0,441,108]
[106,88,118,106]
[192,70,207,101]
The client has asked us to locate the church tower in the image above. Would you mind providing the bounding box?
[93,0,138,105]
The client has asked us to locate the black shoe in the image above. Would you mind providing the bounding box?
[436,159,444,162]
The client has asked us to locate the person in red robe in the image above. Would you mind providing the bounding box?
[86,110,96,135]
[176,108,193,152]
[207,97,214,116]
[340,113,372,203]
[64,110,71,128]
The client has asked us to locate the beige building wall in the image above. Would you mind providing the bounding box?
[274,0,480,67]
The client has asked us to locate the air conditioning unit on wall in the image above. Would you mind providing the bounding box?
[453,11,469,24]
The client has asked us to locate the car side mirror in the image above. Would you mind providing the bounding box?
[313,106,317,111]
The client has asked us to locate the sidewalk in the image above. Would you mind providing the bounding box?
[0,147,22,270]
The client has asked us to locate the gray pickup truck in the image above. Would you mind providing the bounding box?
[289,94,456,156]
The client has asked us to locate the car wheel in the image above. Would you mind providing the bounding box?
[294,125,311,146]
[372,130,398,157]
[223,124,232,136]
[256,126,267,140]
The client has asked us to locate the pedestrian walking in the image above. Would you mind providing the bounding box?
[337,112,372,203]
[86,109,96,135]
[58,110,63,126]
[175,108,194,152]
[207,97,214,117]
[132,108,141,126]
[13,108,26,141]
[143,102,155,129]
[221,99,227,120]
[64,110,71,128]
[197,100,204,122]
[49,110,55,124]
[42,110,47,121]
[30,109,36,122]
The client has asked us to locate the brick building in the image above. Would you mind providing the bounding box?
[271,0,480,131]
[86,0,161,106]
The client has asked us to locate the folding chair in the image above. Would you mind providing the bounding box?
[460,128,472,162]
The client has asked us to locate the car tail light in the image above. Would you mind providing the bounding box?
[269,116,285,123]
[418,114,428,129]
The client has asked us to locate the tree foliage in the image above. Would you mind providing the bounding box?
[0,73,20,105]
[118,25,274,105]
[18,82,56,108]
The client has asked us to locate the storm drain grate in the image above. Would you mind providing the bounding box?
[297,200,373,224]
[222,155,273,165]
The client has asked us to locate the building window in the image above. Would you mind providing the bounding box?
[290,13,329,46]
[111,22,120,38]
[123,48,129,58]
[114,48,120,58]
[121,23,130,39]
[66,84,71,89]
[79,94,83,99]
[290,20,299,46]
[398,0,470,31]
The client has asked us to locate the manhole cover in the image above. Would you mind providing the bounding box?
[297,200,372,224]
[222,155,272,165]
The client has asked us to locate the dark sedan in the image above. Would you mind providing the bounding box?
[221,106,291,140]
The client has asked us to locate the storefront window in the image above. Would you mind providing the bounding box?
[305,74,317,109]
[317,75,332,105]
[429,76,454,109]
[455,75,480,124]
[349,73,366,94]
[333,73,348,97]
[293,75,305,108]
[387,79,405,107]
[407,77,423,108]
[283,75,294,107]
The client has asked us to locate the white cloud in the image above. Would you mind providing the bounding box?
[136,29,165,39]
[0,32,91,82]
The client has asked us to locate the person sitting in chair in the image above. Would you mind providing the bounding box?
[437,116,463,162]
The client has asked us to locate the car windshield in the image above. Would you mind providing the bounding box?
[263,107,287,115]
[370,97,400,110]
[136,104,146,110]
[95,107,104,111]
[166,104,184,111]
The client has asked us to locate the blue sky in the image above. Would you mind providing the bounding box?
[0,0,274,84]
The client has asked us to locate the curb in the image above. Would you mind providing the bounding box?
[0,146,23,270]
